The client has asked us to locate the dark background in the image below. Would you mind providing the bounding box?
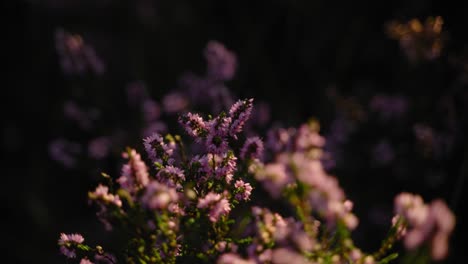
[5,0,468,263]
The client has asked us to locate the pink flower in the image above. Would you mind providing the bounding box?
[234,180,253,201]
[179,112,208,140]
[58,233,85,259]
[197,192,231,222]
[89,184,122,207]
[217,253,255,264]
[271,248,310,264]
[117,149,149,193]
[80,258,94,264]
[143,132,176,165]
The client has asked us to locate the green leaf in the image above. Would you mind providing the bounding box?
[378,253,399,264]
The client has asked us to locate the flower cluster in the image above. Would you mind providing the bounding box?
[394,193,456,260]
[59,100,456,264]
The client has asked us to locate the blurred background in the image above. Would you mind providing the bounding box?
[5,0,468,263]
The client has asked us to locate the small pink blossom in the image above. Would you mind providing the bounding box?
[197,192,231,222]
[80,258,94,264]
[117,149,149,193]
[179,112,208,140]
[58,233,84,259]
[234,180,253,201]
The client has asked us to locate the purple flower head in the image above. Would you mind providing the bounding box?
[199,152,237,183]
[204,41,237,81]
[216,152,237,183]
[117,149,149,194]
[240,136,264,160]
[234,180,253,201]
[178,112,208,141]
[58,233,85,259]
[229,98,254,138]
[143,132,176,165]
[205,113,232,154]
[156,165,185,188]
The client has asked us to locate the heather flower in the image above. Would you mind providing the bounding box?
[228,98,254,138]
[240,136,264,160]
[141,180,179,210]
[394,193,455,260]
[215,152,237,183]
[204,41,237,81]
[117,149,149,194]
[295,123,325,151]
[217,253,255,264]
[197,192,231,222]
[205,114,232,154]
[156,165,185,188]
[89,184,122,207]
[80,258,93,264]
[234,180,253,201]
[270,248,311,264]
[143,132,176,165]
[179,112,208,140]
[252,207,289,245]
[198,152,237,183]
[58,233,85,258]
